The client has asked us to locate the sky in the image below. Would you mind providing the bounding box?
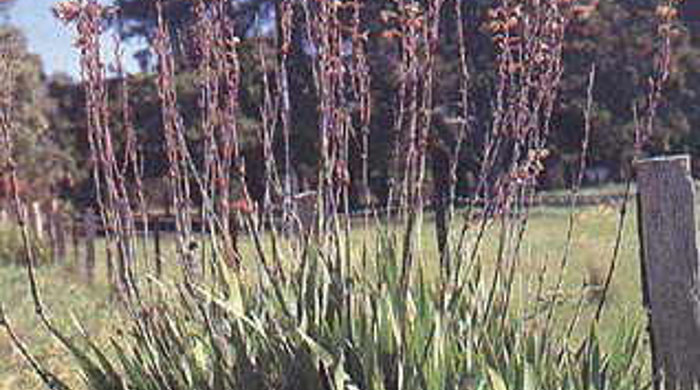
[7,0,140,79]
[6,0,699,80]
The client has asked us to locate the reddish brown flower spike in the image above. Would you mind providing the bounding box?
[380,29,402,40]
[229,198,254,215]
[52,0,81,24]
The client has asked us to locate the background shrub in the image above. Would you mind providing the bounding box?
[0,222,51,266]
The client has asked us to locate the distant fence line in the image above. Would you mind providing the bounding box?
[0,189,634,284]
[517,191,633,207]
[18,189,637,237]
[68,190,634,231]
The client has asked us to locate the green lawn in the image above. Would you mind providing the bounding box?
[0,264,115,390]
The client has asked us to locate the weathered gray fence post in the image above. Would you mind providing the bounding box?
[31,201,43,241]
[84,210,96,283]
[71,216,81,265]
[154,215,162,278]
[636,155,700,390]
[54,207,66,262]
[47,199,58,263]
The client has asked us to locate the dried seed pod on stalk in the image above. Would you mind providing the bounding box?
[57,0,139,298]
[191,0,247,271]
[634,0,684,156]
[302,0,354,233]
[478,0,571,215]
[153,0,201,279]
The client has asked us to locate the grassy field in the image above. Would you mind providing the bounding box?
[0,265,115,389]
[1,187,695,389]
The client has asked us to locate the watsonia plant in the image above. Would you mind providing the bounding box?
[2,0,683,389]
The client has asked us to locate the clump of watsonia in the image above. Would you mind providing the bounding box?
[0,0,684,389]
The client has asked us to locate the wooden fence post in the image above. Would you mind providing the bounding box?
[31,201,43,241]
[54,207,66,262]
[71,216,81,265]
[84,210,96,283]
[154,215,162,278]
[46,199,58,263]
[636,155,700,390]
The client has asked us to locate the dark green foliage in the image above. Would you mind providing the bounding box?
[0,223,51,266]
[102,0,700,198]
[0,26,73,194]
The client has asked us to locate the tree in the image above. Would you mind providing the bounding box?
[112,0,277,71]
[549,0,700,184]
[0,26,71,198]
[106,0,700,198]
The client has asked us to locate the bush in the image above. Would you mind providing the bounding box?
[0,222,51,266]
[23,231,646,390]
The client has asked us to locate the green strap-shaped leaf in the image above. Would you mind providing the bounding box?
[487,366,509,390]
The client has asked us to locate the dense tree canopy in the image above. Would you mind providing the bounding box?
[5,0,700,209]
[71,0,700,202]
[0,26,72,198]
